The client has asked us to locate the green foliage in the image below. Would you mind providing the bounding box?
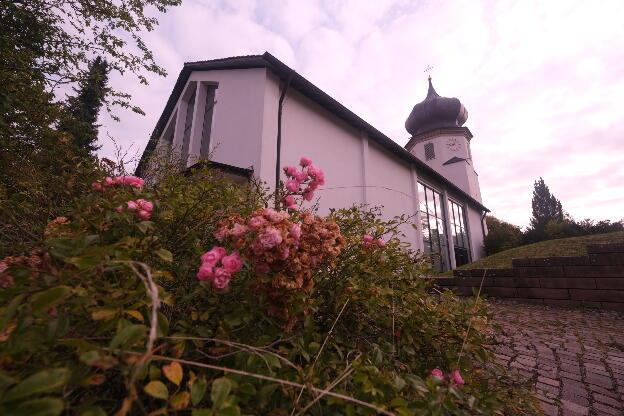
[483,215,523,255]
[526,177,564,243]
[0,159,541,415]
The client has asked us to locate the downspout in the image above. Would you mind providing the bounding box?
[480,211,487,243]
[274,73,294,209]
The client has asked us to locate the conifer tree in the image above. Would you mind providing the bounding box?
[526,177,564,241]
[58,56,110,153]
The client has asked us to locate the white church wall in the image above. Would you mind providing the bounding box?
[184,68,268,171]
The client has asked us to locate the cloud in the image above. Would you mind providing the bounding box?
[96,0,624,227]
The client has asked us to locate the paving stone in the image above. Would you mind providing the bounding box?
[592,393,622,409]
[592,402,622,415]
[541,401,560,416]
[561,400,589,415]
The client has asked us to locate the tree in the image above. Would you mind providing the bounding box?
[526,177,564,242]
[484,216,523,255]
[58,57,110,154]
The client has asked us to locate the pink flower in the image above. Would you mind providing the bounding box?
[49,308,58,317]
[137,199,153,212]
[257,227,283,250]
[201,247,227,266]
[91,182,103,191]
[116,176,144,187]
[256,263,270,273]
[363,235,374,243]
[263,208,288,222]
[430,369,444,380]
[289,224,301,240]
[282,195,296,209]
[137,210,151,220]
[104,177,115,186]
[285,179,300,193]
[222,252,243,274]
[293,170,308,182]
[279,247,290,260]
[115,205,124,213]
[197,264,214,281]
[376,239,387,248]
[126,200,138,211]
[213,268,231,291]
[303,190,314,201]
[215,229,227,242]
[451,370,464,385]
[230,223,248,237]
[300,157,313,167]
[283,166,297,177]
[0,262,7,274]
[248,216,266,229]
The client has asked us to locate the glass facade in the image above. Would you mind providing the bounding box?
[448,199,471,267]
[417,182,450,272]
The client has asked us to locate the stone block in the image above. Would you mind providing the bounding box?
[433,278,456,287]
[452,269,472,277]
[565,265,624,278]
[569,289,624,302]
[595,278,624,290]
[494,277,540,287]
[539,277,596,289]
[517,287,570,299]
[515,297,544,304]
[515,266,565,278]
[481,286,517,298]
[601,302,624,313]
[587,243,624,254]
[454,276,494,287]
[589,253,624,266]
[483,268,514,277]
[543,299,581,308]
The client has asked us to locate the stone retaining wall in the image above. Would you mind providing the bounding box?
[435,243,624,313]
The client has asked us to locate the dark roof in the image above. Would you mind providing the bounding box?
[443,156,466,166]
[136,52,488,212]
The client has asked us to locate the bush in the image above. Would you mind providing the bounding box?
[483,216,523,256]
[0,156,541,415]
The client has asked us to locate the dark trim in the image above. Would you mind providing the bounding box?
[136,52,489,213]
[275,73,293,209]
[443,156,466,166]
[184,160,253,179]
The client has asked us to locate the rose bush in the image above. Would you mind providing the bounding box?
[0,154,541,415]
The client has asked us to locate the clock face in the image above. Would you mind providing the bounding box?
[446,138,461,151]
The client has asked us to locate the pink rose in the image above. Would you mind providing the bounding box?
[212,268,231,291]
[300,157,313,167]
[248,216,266,229]
[257,227,283,250]
[230,223,248,237]
[289,224,301,239]
[137,199,153,212]
[0,262,7,274]
[303,190,314,201]
[126,200,138,211]
[49,308,58,317]
[263,208,288,222]
[279,247,290,260]
[214,229,227,242]
[283,166,297,177]
[293,170,308,182]
[430,368,444,380]
[222,252,243,274]
[282,195,296,209]
[285,179,300,193]
[137,210,151,220]
[197,264,214,281]
[256,263,270,273]
[201,247,227,266]
[376,239,387,247]
[363,235,374,243]
[104,177,114,186]
[451,370,464,385]
[91,182,103,191]
[115,205,124,213]
[116,176,144,187]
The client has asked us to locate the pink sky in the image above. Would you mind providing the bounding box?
[96,0,624,227]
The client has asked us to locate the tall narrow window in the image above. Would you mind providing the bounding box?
[200,86,217,159]
[424,142,435,160]
[417,182,450,272]
[449,199,471,266]
[181,90,196,162]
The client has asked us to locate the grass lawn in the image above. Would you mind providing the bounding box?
[454,231,624,271]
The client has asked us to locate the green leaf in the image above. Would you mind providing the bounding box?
[0,371,16,389]
[156,311,169,337]
[162,362,183,386]
[191,410,212,416]
[109,324,146,350]
[144,381,168,400]
[218,405,241,416]
[211,377,232,411]
[191,378,208,405]
[263,353,281,369]
[12,397,64,416]
[154,248,173,263]
[79,406,107,416]
[4,369,70,402]
[0,294,25,332]
[30,286,71,313]
[170,391,190,409]
[136,221,154,234]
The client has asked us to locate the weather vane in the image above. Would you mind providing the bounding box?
[424,65,434,80]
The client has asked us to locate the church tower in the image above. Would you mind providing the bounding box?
[404,78,482,202]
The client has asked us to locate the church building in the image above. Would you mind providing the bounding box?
[137,52,489,272]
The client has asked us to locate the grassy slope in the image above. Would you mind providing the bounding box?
[457,231,624,270]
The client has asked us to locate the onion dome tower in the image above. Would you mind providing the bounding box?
[405,77,468,136]
[404,77,481,202]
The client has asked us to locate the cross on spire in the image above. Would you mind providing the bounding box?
[424,65,434,80]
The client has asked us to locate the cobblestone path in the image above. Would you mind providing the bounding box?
[489,299,624,416]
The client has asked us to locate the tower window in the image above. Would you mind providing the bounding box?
[424,142,435,160]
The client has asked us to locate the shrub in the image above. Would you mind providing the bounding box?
[0,156,541,415]
[483,216,523,255]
